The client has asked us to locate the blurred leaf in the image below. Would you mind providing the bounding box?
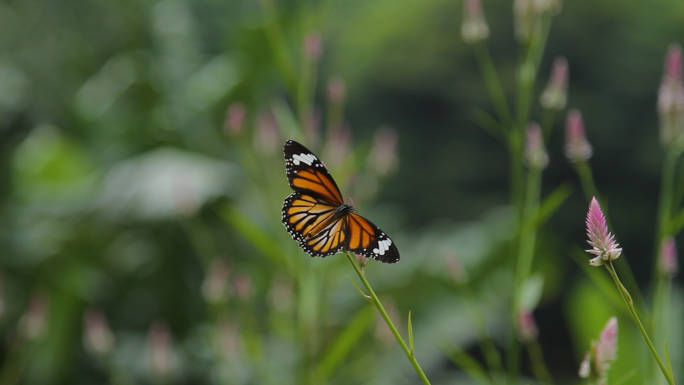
[97,147,238,220]
[217,203,284,267]
[535,182,573,228]
[519,274,544,312]
[442,343,492,385]
[408,310,414,356]
[314,305,374,382]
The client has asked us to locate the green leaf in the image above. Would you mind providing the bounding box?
[471,108,506,144]
[670,207,684,235]
[535,182,573,228]
[664,341,674,378]
[408,311,414,357]
[441,342,492,385]
[519,274,544,312]
[347,276,372,302]
[314,306,375,382]
[217,203,284,266]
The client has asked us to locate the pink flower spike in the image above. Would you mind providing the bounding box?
[224,102,246,136]
[659,236,679,277]
[303,32,322,60]
[658,43,684,149]
[564,109,593,162]
[524,122,548,169]
[461,0,489,44]
[540,56,569,110]
[585,197,622,265]
[83,308,115,355]
[327,76,346,104]
[518,310,539,342]
[370,126,399,176]
[594,317,618,375]
[665,43,682,82]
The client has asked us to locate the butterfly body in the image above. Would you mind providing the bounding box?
[281,140,400,263]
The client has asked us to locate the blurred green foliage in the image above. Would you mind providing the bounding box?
[0,0,683,384]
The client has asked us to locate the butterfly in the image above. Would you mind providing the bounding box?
[281,140,400,263]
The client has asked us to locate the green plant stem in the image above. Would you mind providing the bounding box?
[574,160,599,203]
[525,340,554,385]
[509,165,542,382]
[604,261,675,385]
[540,108,556,144]
[461,283,505,384]
[344,252,432,385]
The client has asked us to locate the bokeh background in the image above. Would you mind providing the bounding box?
[0,0,683,384]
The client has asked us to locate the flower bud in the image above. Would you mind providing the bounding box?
[659,236,678,277]
[540,57,568,110]
[22,294,48,339]
[355,254,369,269]
[253,109,280,155]
[658,43,684,151]
[327,76,346,105]
[147,321,175,380]
[303,32,322,61]
[369,126,399,176]
[83,308,115,355]
[524,122,548,169]
[461,0,489,44]
[224,102,246,135]
[233,274,252,300]
[564,109,593,162]
[518,310,539,342]
[578,316,618,381]
[202,259,230,304]
[514,0,537,42]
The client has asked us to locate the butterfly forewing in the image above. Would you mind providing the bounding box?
[281,140,400,263]
[284,140,344,205]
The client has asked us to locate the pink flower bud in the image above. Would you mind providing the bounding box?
[327,76,346,104]
[518,310,539,342]
[564,109,593,162]
[22,294,48,339]
[147,321,175,379]
[444,253,469,284]
[83,309,114,355]
[202,259,230,304]
[370,126,399,176]
[224,102,246,136]
[253,109,280,155]
[658,43,684,150]
[659,236,679,277]
[355,253,369,269]
[461,0,489,44]
[514,0,536,42]
[540,57,569,110]
[585,197,622,265]
[303,32,322,60]
[524,122,548,169]
[323,124,351,169]
[218,316,240,360]
[233,274,252,300]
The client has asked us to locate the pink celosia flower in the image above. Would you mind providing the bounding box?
[234,274,252,300]
[659,236,679,277]
[594,316,618,375]
[585,197,622,265]
[524,122,548,169]
[564,109,593,162]
[461,0,489,44]
[540,56,569,110]
[578,316,618,381]
[518,310,539,342]
[658,43,684,149]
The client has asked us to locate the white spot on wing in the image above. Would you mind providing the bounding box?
[292,153,317,166]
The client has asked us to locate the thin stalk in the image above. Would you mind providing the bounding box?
[509,165,542,382]
[525,340,554,385]
[574,161,599,203]
[344,252,432,385]
[604,261,675,385]
[461,283,505,384]
[540,108,555,145]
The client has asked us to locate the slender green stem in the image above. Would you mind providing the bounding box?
[344,252,432,385]
[604,261,675,385]
[461,283,505,384]
[540,108,556,145]
[509,165,542,382]
[574,161,599,203]
[525,340,554,385]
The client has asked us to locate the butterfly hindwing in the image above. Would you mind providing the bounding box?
[282,140,400,263]
[345,212,400,264]
[284,140,344,205]
[282,192,346,257]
